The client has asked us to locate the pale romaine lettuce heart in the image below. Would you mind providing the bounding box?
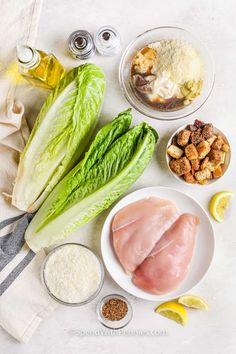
[12,64,105,212]
[25,112,158,252]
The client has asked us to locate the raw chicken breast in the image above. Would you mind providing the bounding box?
[112,197,178,274]
[132,213,200,294]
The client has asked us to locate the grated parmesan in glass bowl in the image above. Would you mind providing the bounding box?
[41,243,104,306]
[119,27,215,121]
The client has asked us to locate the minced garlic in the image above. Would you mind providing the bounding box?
[132,47,157,74]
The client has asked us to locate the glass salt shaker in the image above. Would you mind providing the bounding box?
[67,30,96,60]
[94,26,121,56]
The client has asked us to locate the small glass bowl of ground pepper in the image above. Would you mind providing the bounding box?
[97,294,133,329]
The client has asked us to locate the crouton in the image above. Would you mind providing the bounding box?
[186,124,197,132]
[169,159,180,176]
[169,157,191,176]
[221,143,230,153]
[185,144,198,160]
[197,141,211,159]
[167,145,184,159]
[200,157,209,170]
[206,160,219,172]
[212,135,224,150]
[213,165,223,178]
[207,135,217,146]
[209,149,225,163]
[172,135,178,146]
[194,119,205,128]
[177,129,191,146]
[184,172,196,184]
[198,179,209,185]
[195,168,212,182]
[202,123,214,139]
[191,159,200,171]
[190,129,203,145]
[219,152,226,164]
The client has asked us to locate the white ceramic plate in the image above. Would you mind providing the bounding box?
[101,186,215,302]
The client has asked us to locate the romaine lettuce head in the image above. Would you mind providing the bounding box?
[12,64,105,212]
[25,112,158,252]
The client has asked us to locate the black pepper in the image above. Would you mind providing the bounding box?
[102,298,128,321]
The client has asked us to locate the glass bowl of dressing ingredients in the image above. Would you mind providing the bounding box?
[119,27,215,121]
[97,294,133,329]
[41,243,104,306]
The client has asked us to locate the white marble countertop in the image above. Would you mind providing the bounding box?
[1,0,236,353]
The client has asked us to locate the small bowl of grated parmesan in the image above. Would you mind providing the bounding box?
[41,243,104,306]
[119,26,215,121]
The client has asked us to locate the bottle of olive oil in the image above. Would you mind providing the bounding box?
[16,45,65,89]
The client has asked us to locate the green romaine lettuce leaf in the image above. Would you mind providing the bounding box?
[25,114,158,252]
[12,64,105,212]
[35,109,132,225]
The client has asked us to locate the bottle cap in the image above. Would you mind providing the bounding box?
[16,45,39,67]
[94,26,121,56]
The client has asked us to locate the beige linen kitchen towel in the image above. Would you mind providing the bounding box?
[0,0,57,343]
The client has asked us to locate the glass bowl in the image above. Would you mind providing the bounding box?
[96,294,133,329]
[166,124,231,185]
[41,243,104,306]
[119,26,215,121]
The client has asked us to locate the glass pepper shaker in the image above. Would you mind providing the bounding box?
[67,30,96,60]
[94,26,121,56]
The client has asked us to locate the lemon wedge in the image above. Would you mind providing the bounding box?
[209,191,233,222]
[155,301,187,326]
[178,294,208,310]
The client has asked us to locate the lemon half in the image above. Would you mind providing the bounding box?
[178,294,208,310]
[155,301,187,326]
[209,191,233,223]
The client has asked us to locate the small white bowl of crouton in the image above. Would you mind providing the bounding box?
[166,120,231,185]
